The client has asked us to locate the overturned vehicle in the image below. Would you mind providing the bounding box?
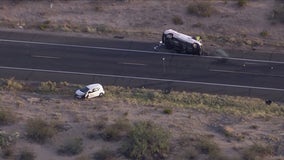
[161,29,203,55]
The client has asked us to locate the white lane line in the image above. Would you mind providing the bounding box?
[205,55,284,64]
[1,38,284,64]
[1,65,284,92]
[120,62,147,66]
[210,69,284,77]
[32,55,60,59]
[0,38,162,54]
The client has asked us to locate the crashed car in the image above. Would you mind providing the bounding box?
[161,29,203,55]
[75,83,105,99]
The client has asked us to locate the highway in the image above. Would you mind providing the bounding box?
[1,30,284,102]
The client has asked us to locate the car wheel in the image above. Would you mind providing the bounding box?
[99,93,104,97]
[164,34,173,49]
[192,43,201,55]
[85,94,89,99]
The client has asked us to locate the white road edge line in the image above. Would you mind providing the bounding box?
[120,62,147,66]
[210,69,284,77]
[1,65,284,92]
[32,55,60,59]
[1,38,284,64]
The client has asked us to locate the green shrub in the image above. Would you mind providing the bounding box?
[0,108,17,125]
[122,121,170,160]
[57,138,83,156]
[17,149,36,160]
[38,81,57,92]
[93,148,116,160]
[187,2,216,17]
[237,0,248,7]
[163,108,173,114]
[172,15,184,25]
[101,118,131,141]
[26,118,56,144]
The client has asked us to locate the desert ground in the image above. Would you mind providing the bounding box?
[0,0,284,160]
[0,0,283,51]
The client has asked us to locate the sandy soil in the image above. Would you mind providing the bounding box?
[1,90,284,160]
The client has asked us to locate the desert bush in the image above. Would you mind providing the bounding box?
[172,15,184,25]
[17,149,36,160]
[93,148,116,160]
[57,137,83,156]
[195,137,220,156]
[26,118,56,144]
[101,118,131,141]
[237,0,248,7]
[260,30,269,37]
[242,143,273,160]
[178,135,228,160]
[1,78,23,90]
[39,20,51,30]
[0,131,19,150]
[0,108,17,125]
[187,2,216,17]
[38,81,57,92]
[163,108,173,114]
[122,121,170,160]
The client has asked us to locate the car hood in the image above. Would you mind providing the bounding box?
[75,89,85,96]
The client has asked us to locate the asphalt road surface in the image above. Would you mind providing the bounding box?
[1,30,284,102]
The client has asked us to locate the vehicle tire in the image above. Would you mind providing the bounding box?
[192,43,202,55]
[164,34,173,49]
[99,93,104,97]
[85,94,89,99]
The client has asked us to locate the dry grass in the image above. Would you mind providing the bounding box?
[105,86,284,117]
[0,78,283,159]
[0,108,17,125]
[57,137,83,156]
[122,121,170,160]
[100,118,131,141]
[187,2,217,17]
[17,149,36,160]
[242,143,274,160]
[1,79,283,118]
[25,118,57,144]
[177,134,229,160]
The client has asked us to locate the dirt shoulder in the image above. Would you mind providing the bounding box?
[0,79,284,160]
[0,0,283,53]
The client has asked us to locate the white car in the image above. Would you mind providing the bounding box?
[75,83,105,99]
[161,29,203,55]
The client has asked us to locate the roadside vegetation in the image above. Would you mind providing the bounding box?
[0,78,283,159]
[25,118,57,144]
[1,78,283,117]
[187,2,217,17]
[121,121,170,160]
